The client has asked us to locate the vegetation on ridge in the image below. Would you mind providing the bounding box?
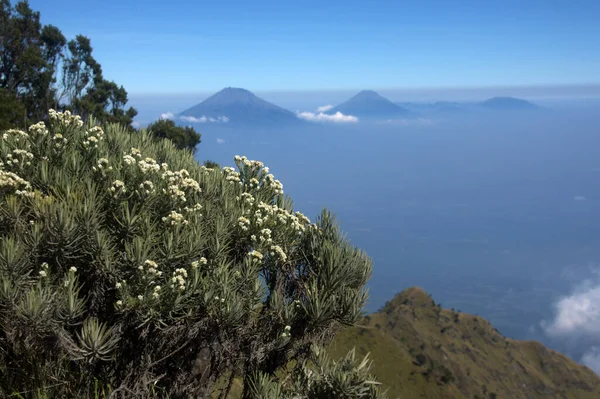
[0,110,385,398]
[329,287,600,399]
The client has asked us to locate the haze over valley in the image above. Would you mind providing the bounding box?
[130,86,600,372]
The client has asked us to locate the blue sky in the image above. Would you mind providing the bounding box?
[30,0,600,94]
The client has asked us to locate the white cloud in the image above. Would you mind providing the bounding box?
[542,282,600,337]
[574,196,587,201]
[160,112,175,120]
[216,138,225,144]
[131,121,141,128]
[180,115,229,124]
[297,111,358,123]
[180,115,204,123]
[581,347,600,373]
[317,104,334,113]
[541,275,600,375]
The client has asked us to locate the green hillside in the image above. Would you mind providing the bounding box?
[328,287,600,399]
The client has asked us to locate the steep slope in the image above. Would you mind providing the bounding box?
[330,90,413,120]
[329,287,600,399]
[179,87,306,127]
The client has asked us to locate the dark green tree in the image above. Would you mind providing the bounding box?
[60,34,100,107]
[0,1,137,128]
[204,159,220,169]
[61,35,137,127]
[0,88,26,129]
[147,118,201,152]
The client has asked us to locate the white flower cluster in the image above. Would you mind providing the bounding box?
[83,126,104,149]
[164,184,186,202]
[251,202,311,233]
[139,259,163,277]
[162,210,188,226]
[248,249,263,261]
[238,216,250,231]
[171,268,188,291]
[138,157,161,174]
[0,170,34,197]
[5,149,33,167]
[130,147,142,158]
[191,257,207,269]
[2,129,29,142]
[248,177,260,188]
[258,228,272,244]
[48,109,84,128]
[28,121,48,136]
[280,325,291,338]
[161,169,201,203]
[139,180,155,195]
[269,244,287,262]
[39,262,49,277]
[183,203,203,214]
[92,158,112,177]
[123,147,143,166]
[110,180,126,198]
[223,166,241,184]
[152,285,161,299]
[236,192,255,205]
[232,155,282,195]
[123,154,136,165]
[52,132,68,149]
[234,155,264,170]
[264,173,284,195]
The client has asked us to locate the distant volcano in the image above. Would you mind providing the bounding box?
[330,90,414,119]
[479,97,541,111]
[179,87,306,127]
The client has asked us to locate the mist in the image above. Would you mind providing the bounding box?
[129,92,600,371]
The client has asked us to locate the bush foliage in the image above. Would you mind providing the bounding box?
[0,111,385,398]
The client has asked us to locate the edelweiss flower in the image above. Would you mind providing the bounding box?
[248,250,263,261]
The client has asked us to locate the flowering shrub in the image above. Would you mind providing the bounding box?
[0,111,383,398]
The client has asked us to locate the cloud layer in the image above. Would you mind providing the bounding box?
[542,275,600,374]
[542,282,600,337]
[317,104,334,112]
[159,112,229,124]
[297,110,358,123]
[181,115,229,123]
[295,104,358,123]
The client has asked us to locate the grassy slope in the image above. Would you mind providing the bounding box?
[328,287,600,399]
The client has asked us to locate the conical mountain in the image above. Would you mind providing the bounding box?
[329,90,413,119]
[179,87,306,127]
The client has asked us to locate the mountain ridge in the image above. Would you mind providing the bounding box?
[329,286,600,399]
